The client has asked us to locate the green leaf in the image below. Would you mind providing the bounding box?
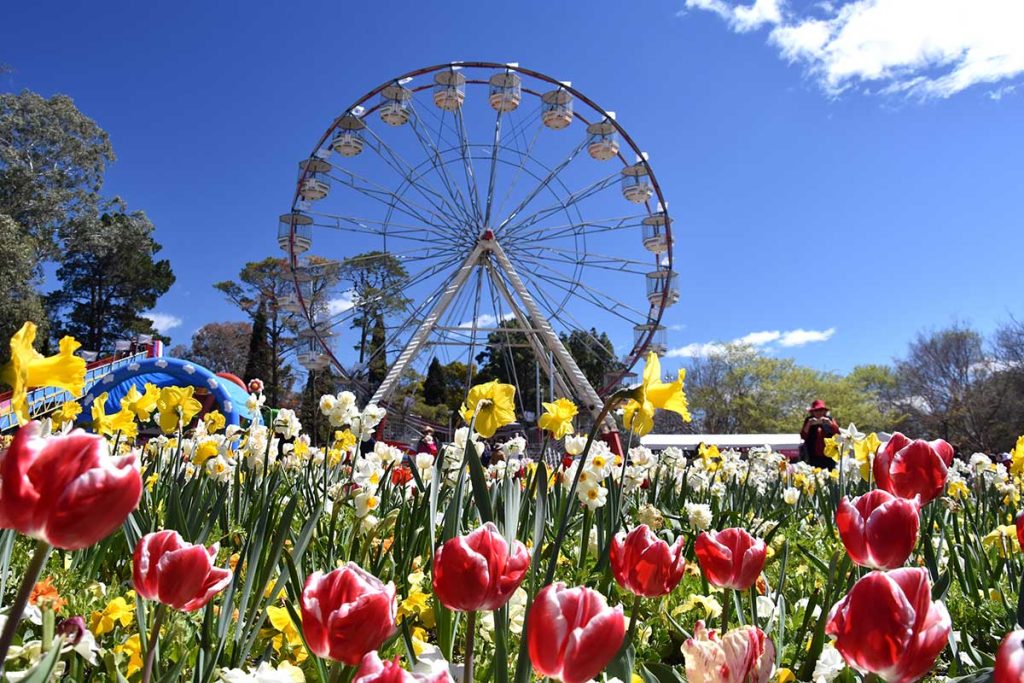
[464,436,494,523]
[643,661,686,683]
[605,642,635,683]
[19,639,63,683]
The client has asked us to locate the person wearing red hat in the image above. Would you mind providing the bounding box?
[800,399,839,469]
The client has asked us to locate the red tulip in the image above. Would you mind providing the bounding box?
[391,467,413,486]
[0,422,141,550]
[527,582,625,683]
[836,490,920,569]
[133,530,232,611]
[432,522,530,612]
[873,433,953,505]
[610,524,686,597]
[301,563,396,665]
[353,651,452,683]
[1015,512,1024,552]
[996,630,1024,683]
[826,567,951,683]
[694,528,767,590]
[682,620,775,683]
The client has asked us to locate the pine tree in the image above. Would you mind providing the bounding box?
[245,302,274,398]
[423,357,447,406]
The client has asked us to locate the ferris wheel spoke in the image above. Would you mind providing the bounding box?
[524,279,623,364]
[307,212,458,245]
[513,253,652,323]
[360,124,476,231]
[509,214,647,244]
[501,171,621,238]
[482,106,505,228]
[509,246,651,276]
[453,106,484,226]
[405,103,479,228]
[493,122,544,225]
[495,136,590,234]
[326,168,462,240]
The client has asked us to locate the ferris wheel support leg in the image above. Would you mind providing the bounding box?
[486,239,617,433]
[369,242,487,406]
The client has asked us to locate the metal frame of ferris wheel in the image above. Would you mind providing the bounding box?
[281,61,677,431]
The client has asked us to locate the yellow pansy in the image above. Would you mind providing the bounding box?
[460,380,517,438]
[674,593,722,619]
[0,322,86,425]
[91,596,135,636]
[204,409,227,433]
[114,634,144,678]
[53,400,82,425]
[622,352,690,437]
[267,605,307,662]
[121,383,159,422]
[538,397,577,439]
[156,386,203,433]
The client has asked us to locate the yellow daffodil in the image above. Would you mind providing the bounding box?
[1010,435,1024,479]
[156,385,203,433]
[622,352,690,436]
[121,383,159,422]
[411,626,431,657]
[699,443,722,471]
[397,585,435,628]
[145,472,159,492]
[53,400,82,425]
[267,605,307,662]
[982,525,1021,558]
[776,668,796,683]
[674,593,722,619]
[193,438,220,467]
[947,480,969,499]
[0,322,86,425]
[204,409,226,433]
[538,397,577,439]
[93,393,139,438]
[91,596,135,636]
[333,429,357,453]
[460,380,516,438]
[823,436,840,461]
[114,634,144,678]
[853,432,881,481]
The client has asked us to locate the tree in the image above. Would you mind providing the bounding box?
[338,251,410,368]
[367,311,388,391]
[423,358,448,406]
[46,201,174,352]
[0,214,46,363]
[560,328,623,392]
[187,321,251,376]
[215,257,298,406]
[300,366,339,446]
[474,319,537,417]
[0,91,114,257]
[244,303,274,393]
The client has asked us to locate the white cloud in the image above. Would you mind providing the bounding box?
[143,312,182,333]
[778,327,836,346]
[328,290,358,316]
[458,312,516,329]
[665,326,835,357]
[684,0,1024,98]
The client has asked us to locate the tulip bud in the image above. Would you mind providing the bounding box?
[301,563,396,665]
[527,583,625,683]
[133,530,232,612]
[826,568,950,683]
[0,422,142,550]
[996,630,1024,683]
[55,616,87,646]
[682,620,775,683]
[432,522,530,612]
[694,528,767,590]
[354,651,453,683]
[610,524,686,597]
[873,433,953,505]
[836,491,920,569]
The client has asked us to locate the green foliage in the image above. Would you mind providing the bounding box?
[46,201,174,352]
[244,303,274,392]
[0,91,114,256]
[300,365,339,446]
[0,214,46,364]
[339,251,410,376]
[187,321,252,377]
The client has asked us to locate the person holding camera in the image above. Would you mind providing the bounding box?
[800,399,839,469]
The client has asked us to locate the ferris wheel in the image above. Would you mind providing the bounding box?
[277,61,678,425]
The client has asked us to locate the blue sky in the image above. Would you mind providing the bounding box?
[3,0,1022,378]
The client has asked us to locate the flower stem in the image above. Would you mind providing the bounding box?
[0,539,52,675]
[140,602,166,683]
[721,588,732,634]
[464,610,477,683]
[625,593,643,646]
